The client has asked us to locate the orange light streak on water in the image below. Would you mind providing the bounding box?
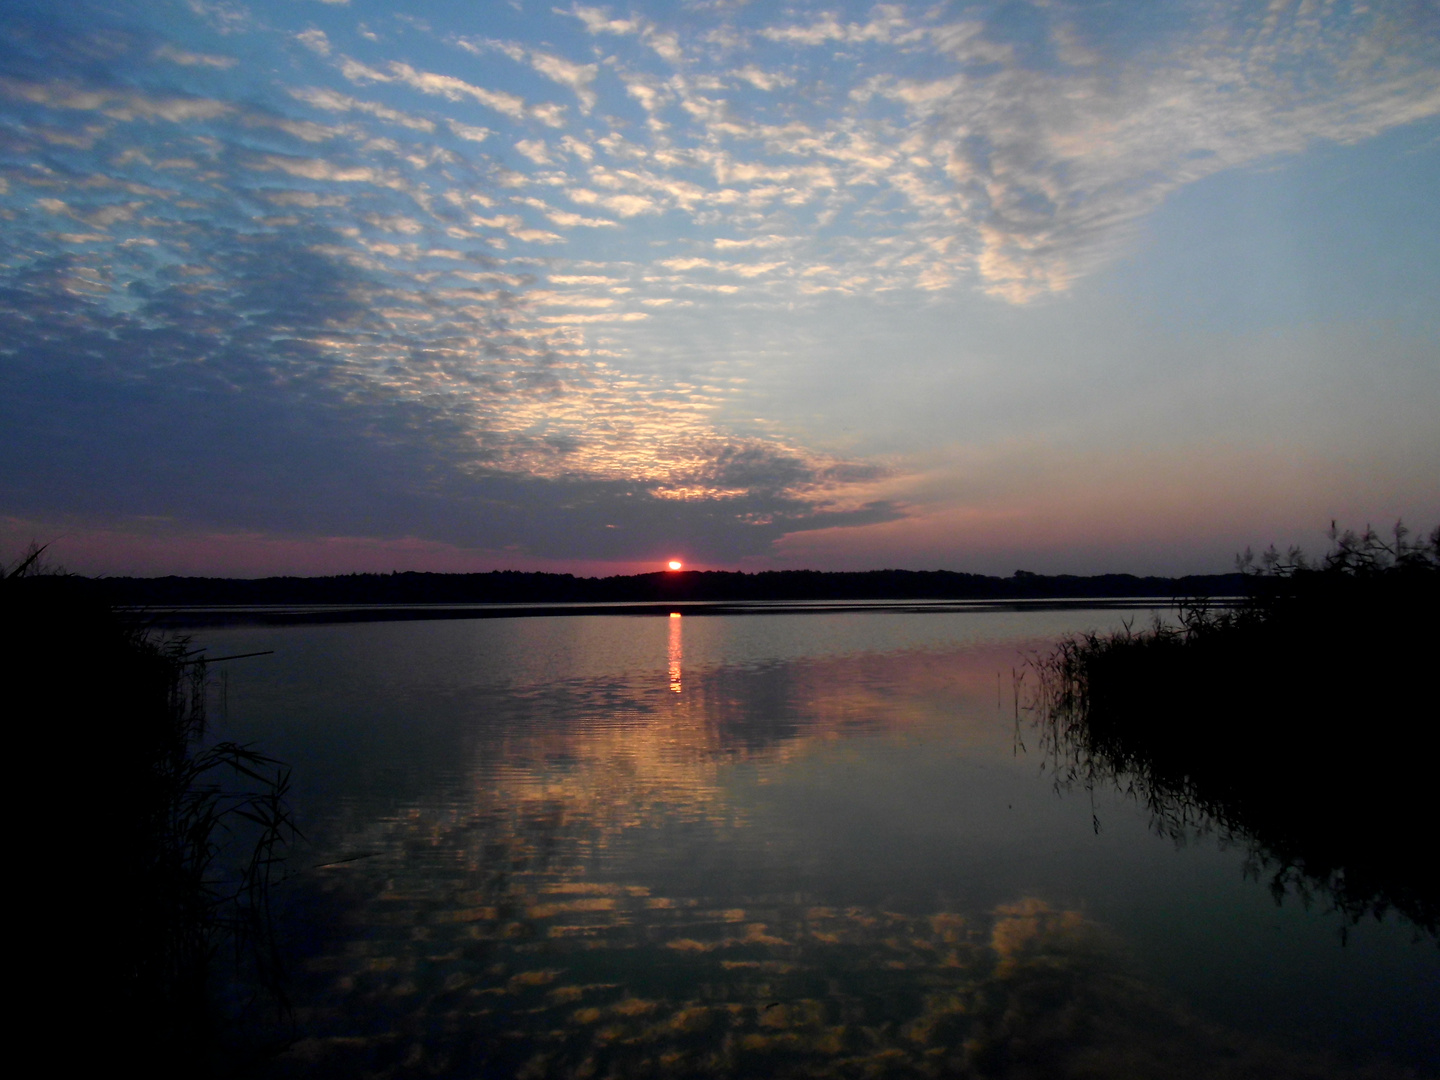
[668,612,683,693]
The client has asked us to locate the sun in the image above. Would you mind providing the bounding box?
[667,560,683,571]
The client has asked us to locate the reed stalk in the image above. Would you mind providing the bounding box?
[3,544,300,1074]
[1025,522,1440,939]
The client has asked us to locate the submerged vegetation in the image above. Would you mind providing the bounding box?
[1027,523,1440,938]
[2,545,298,1074]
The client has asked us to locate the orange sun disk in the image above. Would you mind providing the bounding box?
[667,560,683,571]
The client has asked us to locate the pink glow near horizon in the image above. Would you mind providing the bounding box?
[4,507,1426,581]
[0,519,698,579]
[8,447,1437,584]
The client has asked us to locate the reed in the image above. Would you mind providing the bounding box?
[2,544,299,1073]
[1026,522,1440,939]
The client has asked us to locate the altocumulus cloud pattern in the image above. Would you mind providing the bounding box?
[1,0,1436,563]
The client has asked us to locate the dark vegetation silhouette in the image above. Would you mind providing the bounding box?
[101,567,1247,627]
[2,545,299,1075]
[1026,522,1440,939]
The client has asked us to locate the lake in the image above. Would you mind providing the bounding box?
[195,606,1439,1078]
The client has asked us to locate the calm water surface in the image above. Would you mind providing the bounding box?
[197,608,1439,1078]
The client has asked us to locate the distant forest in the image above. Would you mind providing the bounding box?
[101,568,1247,607]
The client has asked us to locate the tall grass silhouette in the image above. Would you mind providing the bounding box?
[3,544,299,1074]
[1026,522,1440,939]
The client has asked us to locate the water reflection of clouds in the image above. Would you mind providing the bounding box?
[264,641,1417,1078]
[311,642,1021,885]
[534,645,1002,831]
[274,883,1379,1079]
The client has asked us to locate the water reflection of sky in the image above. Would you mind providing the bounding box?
[197,610,1439,1077]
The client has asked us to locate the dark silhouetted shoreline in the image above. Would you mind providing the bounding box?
[95,567,1247,626]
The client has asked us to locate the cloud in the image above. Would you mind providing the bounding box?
[256,152,403,188]
[659,256,784,277]
[0,6,913,566]
[564,5,641,37]
[855,2,1440,298]
[185,0,250,35]
[530,292,615,308]
[263,190,349,208]
[514,138,553,164]
[529,52,599,113]
[559,134,594,161]
[562,4,683,64]
[453,36,600,113]
[731,65,795,92]
[340,58,568,127]
[457,37,528,63]
[549,210,618,228]
[296,29,331,55]
[519,198,617,228]
[536,311,648,322]
[1,77,234,124]
[469,212,563,244]
[713,235,790,250]
[3,0,1434,570]
[39,197,148,230]
[289,86,436,131]
[760,5,920,47]
[620,73,668,115]
[153,44,237,69]
[0,215,866,561]
[566,186,662,218]
[447,119,492,142]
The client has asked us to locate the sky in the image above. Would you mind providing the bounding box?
[1,0,1437,577]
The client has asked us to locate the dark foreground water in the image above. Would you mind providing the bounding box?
[197,607,1439,1078]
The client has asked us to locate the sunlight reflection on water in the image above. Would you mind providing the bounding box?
[195,609,1439,1078]
[668,613,682,694]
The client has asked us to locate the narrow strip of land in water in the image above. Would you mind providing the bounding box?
[129,595,1206,629]
[94,567,1244,626]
